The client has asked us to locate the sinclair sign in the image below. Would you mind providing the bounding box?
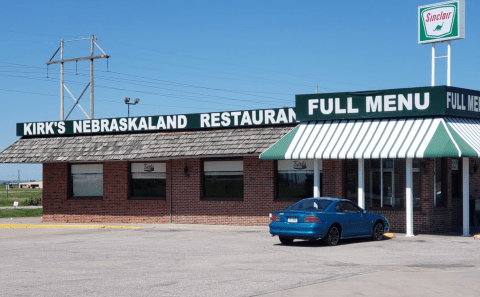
[418,0,465,44]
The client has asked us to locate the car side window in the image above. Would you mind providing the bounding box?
[304,201,319,211]
[335,203,343,213]
[343,201,362,214]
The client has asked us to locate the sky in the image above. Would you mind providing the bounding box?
[1,0,479,181]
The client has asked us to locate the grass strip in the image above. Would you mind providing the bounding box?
[0,188,43,207]
[0,208,43,218]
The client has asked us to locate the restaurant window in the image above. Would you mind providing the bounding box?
[70,164,103,198]
[451,158,462,199]
[368,159,399,208]
[276,160,315,201]
[203,160,243,201]
[434,158,447,207]
[130,163,166,199]
[346,160,358,202]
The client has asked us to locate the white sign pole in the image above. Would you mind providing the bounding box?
[447,41,451,86]
[431,44,435,86]
[420,0,465,87]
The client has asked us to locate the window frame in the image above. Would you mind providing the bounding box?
[129,162,167,200]
[412,159,422,208]
[201,158,244,201]
[368,159,396,208]
[434,158,448,207]
[275,159,316,202]
[69,163,104,199]
[451,158,462,199]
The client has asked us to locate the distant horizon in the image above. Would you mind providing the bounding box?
[0,179,42,184]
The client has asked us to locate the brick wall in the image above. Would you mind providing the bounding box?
[322,160,345,198]
[42,157,479,232]
[43,161,170,224]
[42,162,69,221]
[43,157,297,226]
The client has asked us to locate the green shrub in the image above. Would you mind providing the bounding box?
[25,197,42,206]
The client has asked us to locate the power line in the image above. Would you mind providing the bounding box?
[0,61,300,96]
[0,43,321,90]
[1,35,375,90]
[0,71,290,108]
[0,61,295,105]
[0,72,289,110]
[0,88,225,111]
[71,71,293,104]
[100,39,375,89]
[0,88,56,97]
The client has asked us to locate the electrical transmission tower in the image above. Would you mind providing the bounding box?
[46,35,110,120]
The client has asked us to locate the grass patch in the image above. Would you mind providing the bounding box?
[0,208,43,218]
[0,188,42,207]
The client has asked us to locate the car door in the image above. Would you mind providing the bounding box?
[341,201,371,236]
[334,202,356,237]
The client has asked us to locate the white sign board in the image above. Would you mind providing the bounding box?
[418,0,465,44]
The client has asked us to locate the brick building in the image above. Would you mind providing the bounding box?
[2,86,480,235]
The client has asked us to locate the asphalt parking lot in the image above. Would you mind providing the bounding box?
[0,218,479,297]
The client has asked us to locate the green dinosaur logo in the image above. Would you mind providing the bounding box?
[433,22,444,31]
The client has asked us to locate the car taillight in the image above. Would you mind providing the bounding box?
[271,214,279,222]
[305,215,319,223]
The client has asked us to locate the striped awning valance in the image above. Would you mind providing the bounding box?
[260,117,480,160]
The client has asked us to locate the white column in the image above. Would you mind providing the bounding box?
[447,41,451,86]
[431,43,436,86]
[314,159,320,197]
[380,161,384,208]
[463,157,470,236]
[358,159,365,209]
[406,158,414,237]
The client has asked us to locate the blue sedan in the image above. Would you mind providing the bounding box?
[269,197,389,246]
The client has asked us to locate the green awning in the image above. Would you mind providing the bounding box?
[260,117,480,160]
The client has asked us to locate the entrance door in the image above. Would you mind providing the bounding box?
[370,159,395,208]
[383,171,394,207]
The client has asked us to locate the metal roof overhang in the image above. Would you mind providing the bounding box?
[260,117,480,160]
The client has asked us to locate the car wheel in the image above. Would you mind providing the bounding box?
[323,225,340,246]
[279,237,294,245]
[372,222,384,241]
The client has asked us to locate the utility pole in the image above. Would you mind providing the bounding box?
[46,35,110,120]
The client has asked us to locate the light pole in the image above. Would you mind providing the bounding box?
[124,97,140,117]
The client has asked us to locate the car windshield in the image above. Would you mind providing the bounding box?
[285,198,332,212]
